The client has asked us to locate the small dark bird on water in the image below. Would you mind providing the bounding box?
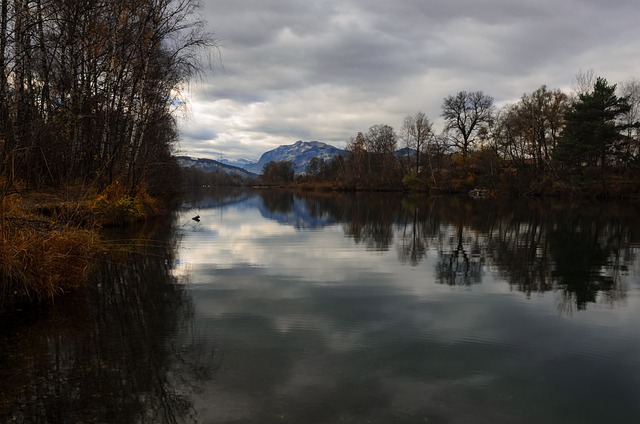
[192,215,200,222]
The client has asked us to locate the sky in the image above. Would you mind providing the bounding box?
[175,0,640,162]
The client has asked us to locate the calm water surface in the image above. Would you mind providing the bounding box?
[2,189,640,423]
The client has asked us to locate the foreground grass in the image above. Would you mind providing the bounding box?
[0,184,166,311]
[0,222,99,307]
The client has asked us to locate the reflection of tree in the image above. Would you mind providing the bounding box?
[408,196,487,285]
[546,209,630,311]
[406,195,635,308]
[485,208,553,296]
[486,200,635,312]
[260,190,295,215]
[0,219,219,423]
[212,189,636,312]
[341,193,401,251]
[397,202,427,265]
[435,223,484,286]
[259,190,402,250]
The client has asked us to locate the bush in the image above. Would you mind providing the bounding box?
[402,172,428,191]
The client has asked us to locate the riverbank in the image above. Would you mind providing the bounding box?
[0,184,167,312]
[258,169,640,200]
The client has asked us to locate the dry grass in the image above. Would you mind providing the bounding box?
[0,183,165,310]
[19,182,166,228]
[0,221,101,307]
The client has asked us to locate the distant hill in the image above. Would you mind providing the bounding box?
[218,157,257,169]
[245,140,347,175]
[395,147,417,158]
[181,142,416,178]
[176,156,258,179]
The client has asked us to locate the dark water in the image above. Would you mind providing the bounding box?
[2,190,640,423]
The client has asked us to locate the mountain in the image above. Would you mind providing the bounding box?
[245,140,347,175]
[218,157,257,169]
[176,156,258,179]
[395,147,417,158]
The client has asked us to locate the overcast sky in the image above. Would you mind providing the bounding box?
[175,0,640,161]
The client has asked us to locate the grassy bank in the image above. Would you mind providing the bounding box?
[0,183,167,311]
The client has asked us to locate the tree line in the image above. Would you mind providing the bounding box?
[297,71,640,197]
[0,0,214,197]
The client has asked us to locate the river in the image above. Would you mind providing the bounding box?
[2,189,640,423]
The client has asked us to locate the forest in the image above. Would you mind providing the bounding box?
[270,72,640,199]
[0,0,213,308]
[2,0,639,200]
[0,0,213,197]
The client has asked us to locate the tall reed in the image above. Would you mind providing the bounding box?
[0,183,166,310]
[0,221,100,307]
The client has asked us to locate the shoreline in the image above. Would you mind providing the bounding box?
[0,186,169,313]
[3,179,639,313]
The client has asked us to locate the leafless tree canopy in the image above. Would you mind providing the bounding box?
[441,90,494,158]
[0,0,216,194]
[402,111,433,175]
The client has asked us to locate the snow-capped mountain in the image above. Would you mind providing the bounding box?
[244,140,347,175]
[176,156,258,179]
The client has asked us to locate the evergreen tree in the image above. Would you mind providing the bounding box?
[555,77,631,169]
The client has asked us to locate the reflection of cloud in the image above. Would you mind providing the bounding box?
[173,194,640,423]
[177,206,400,283]
[175,199,532,302]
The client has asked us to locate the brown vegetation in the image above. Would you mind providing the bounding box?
[0,182,168,311]
[0,220,98,307]
[0,0,210,310]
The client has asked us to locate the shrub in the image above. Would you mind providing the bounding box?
[402,172,428,191]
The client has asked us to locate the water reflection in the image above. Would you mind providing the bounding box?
[176,189,640,423]
[0,218,218,423]
[251,190,638,311]
[4,190,639,423]
[483,200,637,311]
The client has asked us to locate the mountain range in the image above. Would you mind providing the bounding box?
[175,156,259,178]
[218,157,256,169]
[179,140,346,177]
[178,140,415,177]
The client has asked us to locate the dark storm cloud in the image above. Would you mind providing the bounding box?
[177,0,640,160]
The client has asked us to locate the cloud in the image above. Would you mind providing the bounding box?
[177,0,640,160]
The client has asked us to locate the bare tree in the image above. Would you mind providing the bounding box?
[619,78,640,163]
[0,0,11,190]
[365,124,397,155]
[346,132,368,186]
[402,111,433,175]
[500,86,568,174]
[0,0,216,194]
[363,124,399,187]
[441,90,494,158]
[571,68,596,98]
